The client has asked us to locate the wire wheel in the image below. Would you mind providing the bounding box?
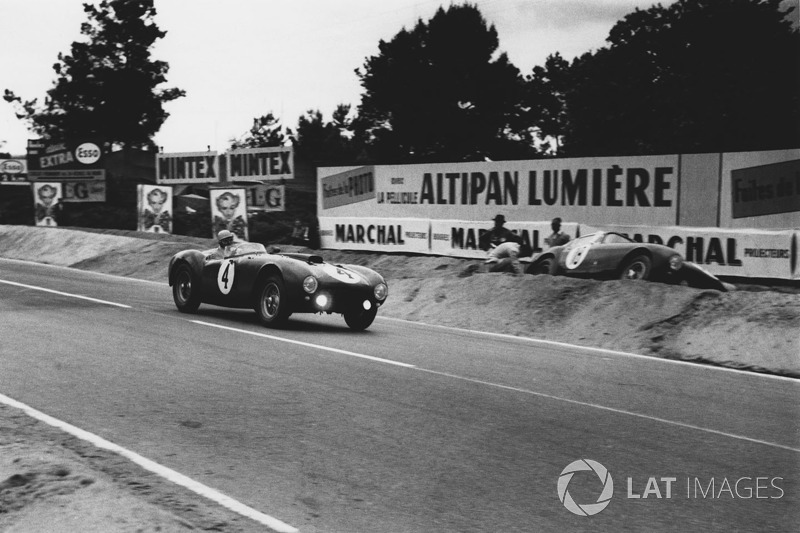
[619,255,652,281]
[172,264,201,313]
[256,276,289,326]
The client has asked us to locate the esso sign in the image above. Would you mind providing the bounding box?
[0,160,24,174]
[75,143,101,165]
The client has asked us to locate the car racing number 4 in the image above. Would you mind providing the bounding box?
[217,259,236,295]
[323,264,360,284]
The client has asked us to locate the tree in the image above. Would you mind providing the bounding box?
[355,3,528,163]
[522,53,571,155]
[229,113,288,149]
[3,0,184,150]
[289,105,362,166]
[559,0,799,156]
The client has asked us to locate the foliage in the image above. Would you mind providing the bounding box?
[3,0,184,150]
[229,113,289,149]
[522,53,571,155]
[558,0,799,156]
[355,3,530,163]
[289,106,363,166]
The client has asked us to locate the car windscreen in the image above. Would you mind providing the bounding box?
[228,242,267,256]
[602,233,635,244]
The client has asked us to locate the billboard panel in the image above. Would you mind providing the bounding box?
[319,155,680,227]
[27,139,105,180]
[581,224,796,279]
[319,217,429,253]
[157,151,220,185]
[226,146,294,182]
[32,182,62,227]
[137,184,173,233]
[210,188,248,240]
[0,158,28,184]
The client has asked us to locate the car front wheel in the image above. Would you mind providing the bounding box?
[256,276,290,327]
[173,264,201,313]
[344,306,378,331]
[526,257,555,275]
[619,255,652,281]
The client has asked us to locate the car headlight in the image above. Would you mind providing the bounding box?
[374,283,388,301]
[303,275,318,294]
[668,255,683,271]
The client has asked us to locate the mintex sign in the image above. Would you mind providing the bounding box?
[226,146,293,182]
[26,139,105,180]
[156,151,220,184]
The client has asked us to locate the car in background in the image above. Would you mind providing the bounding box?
[168,242,388,330]
[525,231,729,291]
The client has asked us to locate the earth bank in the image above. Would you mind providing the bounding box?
[1,225,798,377]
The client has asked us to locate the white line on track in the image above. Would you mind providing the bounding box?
[193,320,416,368]
[377,316,800,383]
[413,368,800,454]
[0,392,298,533]
[194,319,799,453]
[0,278,131,308]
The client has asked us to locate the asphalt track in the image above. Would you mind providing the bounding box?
[0,257,798,533]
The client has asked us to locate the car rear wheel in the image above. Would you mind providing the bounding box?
[173,264,201,313]
[344,306,378,331]
[619,255,652,281]
[256,276,290,327]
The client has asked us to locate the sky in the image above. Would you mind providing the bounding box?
[0,0,796,156]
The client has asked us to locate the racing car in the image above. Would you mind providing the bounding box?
[525,231,729,291]
[168,241,389,330]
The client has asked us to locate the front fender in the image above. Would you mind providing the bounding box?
[339,264,386,286]
[168,250,205,286]
[680,262,728,291]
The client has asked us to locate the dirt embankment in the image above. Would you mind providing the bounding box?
[1,225,798,378]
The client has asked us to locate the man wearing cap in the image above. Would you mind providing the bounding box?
[479,214,523,273]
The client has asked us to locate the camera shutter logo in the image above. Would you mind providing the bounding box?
[557,459,614,516]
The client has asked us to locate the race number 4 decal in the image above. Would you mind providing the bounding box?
[217,259,235,294]
[565,244,591,270]
[323,264,360,284]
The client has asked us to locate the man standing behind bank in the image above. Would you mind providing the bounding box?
[479,214,523,273]
[545,217,571,248]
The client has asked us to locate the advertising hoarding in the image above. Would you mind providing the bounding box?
[226,146,294,182]
[137,184,173,233]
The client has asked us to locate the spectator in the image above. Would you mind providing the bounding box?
[290,219,309,245]
[479,214,523,273]
[545,217,570,248]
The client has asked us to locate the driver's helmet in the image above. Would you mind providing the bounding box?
[217,229,235,248]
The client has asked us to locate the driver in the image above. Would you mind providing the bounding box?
[212,229,236,259]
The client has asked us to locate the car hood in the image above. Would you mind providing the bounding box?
[278,253,373,286]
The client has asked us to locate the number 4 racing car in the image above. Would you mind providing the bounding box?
[168,242,389,330]
[525,231,730,291]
